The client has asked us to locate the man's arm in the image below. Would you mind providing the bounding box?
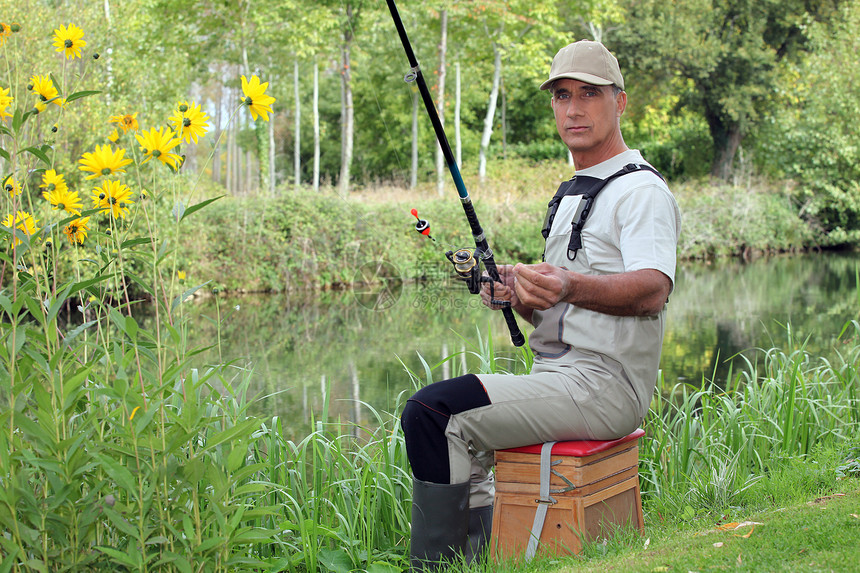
[513,263,671,317]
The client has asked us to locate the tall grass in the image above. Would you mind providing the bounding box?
[640,320,860,518]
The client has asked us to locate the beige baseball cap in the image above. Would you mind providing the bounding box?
[540,40,624,91]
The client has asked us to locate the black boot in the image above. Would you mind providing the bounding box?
[464,505,493,564]
[409,477,469,572]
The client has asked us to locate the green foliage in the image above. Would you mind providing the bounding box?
[640,320,860,519]
[752,0,860,243]
[615,0,841,178]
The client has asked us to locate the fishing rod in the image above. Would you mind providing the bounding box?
[386,0,525,347]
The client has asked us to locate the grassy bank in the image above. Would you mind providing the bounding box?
[2,315,858,571]
[172,162,824,293]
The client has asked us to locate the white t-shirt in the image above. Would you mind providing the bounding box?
[529,149,682,418]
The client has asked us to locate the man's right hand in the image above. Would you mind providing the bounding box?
[479,265,518,311]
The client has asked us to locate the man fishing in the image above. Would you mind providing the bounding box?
[400,40,682,570]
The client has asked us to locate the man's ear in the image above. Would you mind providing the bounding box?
[616,91,627,118]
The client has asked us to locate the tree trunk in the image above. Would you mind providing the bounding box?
[501,77,507,160]
[294,59,301,190]
[435,9,448,197]
[339,6,355,194]
[707,109,744,180]
[478,44,502,183]
[411,89,419,189]
[268,111,275,194]
[212,83,222,185]
[455,62,462,167]
[225,98,233,193]
[238,112,245,194]
[313,58,320,192]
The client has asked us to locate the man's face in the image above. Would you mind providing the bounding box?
[551,79,626,164]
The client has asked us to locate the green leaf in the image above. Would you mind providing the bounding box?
[0,147,9,161]
[97,455,138,498]
[65,89,101,103]
[367,563,403,573]
[95,545,140,567]
[171,280,212,313]
[180,195,225,222]
[318,548,353,573]
[193,537,225,553]
[0,545,19,573]
[120,237,152,249]
[63,320,97,348]
[20,146,52,166]
[201,418,260,453]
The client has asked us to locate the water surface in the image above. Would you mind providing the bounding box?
[178,252,860,438]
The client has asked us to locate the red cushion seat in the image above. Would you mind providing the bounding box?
[498,428,645,457]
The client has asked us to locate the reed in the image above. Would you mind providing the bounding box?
[639,319,860,518]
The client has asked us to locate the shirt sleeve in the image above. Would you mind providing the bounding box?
[613,183,681,287]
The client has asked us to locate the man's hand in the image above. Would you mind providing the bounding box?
[479,265,536,325]
[511,263,572,311]
[479,265,518,310]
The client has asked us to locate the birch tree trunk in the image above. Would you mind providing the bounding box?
[339,6,355,194]
[212,83,222,185]
[435,9,448,197]
[225,96,233,193]
[268,112,275,194]
[411,89,419,189]
[478,43,502,183]
[294,59,301,189]
[237,112,245,194]
[455,62,462,167]
[313,59,320,192]
[501,77,507,160]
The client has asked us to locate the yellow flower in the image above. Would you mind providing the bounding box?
[40,169,68,194]
[4,176,20,198]
[63,216,90,244]
[0,87,13,121]
[44,187,83,216]
[108,113,139,134]
[240,75,276,121]
[52,24,87,60]
[2,210,39,246]
[91,180,134,219]
[30,75,64,108]
[135,126,182,169]
[169,101,210,144]
[177,270,186,281]
[108,128,120,143]
[0,23,11,46]
[79,144,133,180]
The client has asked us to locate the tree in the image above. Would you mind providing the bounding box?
[615,0,843,179]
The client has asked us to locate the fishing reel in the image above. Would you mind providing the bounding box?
[445,247,510,308]
[410,207,509,307]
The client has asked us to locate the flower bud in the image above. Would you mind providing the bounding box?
[93,53,100,60]
[10,23,21,33]
[179,104,188,112]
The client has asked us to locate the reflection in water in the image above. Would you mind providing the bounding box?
[165,252,859,439]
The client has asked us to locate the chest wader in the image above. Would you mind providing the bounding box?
[541,163,664,261]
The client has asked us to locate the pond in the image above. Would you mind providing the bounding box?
[173,251,860,439]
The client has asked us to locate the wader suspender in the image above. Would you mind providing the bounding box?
[541,163,664,261]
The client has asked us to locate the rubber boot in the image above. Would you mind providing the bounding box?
[464,505,493,564]
[410,477,470,572]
